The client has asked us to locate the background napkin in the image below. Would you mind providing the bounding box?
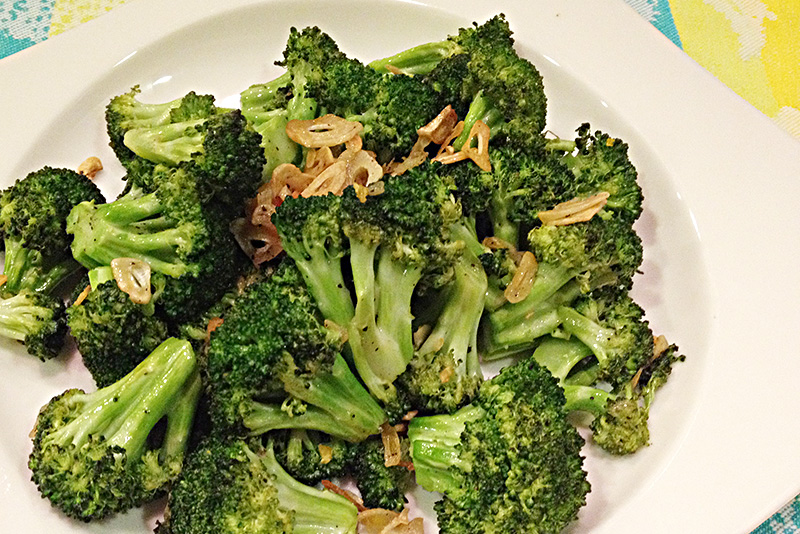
[1,0,798,531]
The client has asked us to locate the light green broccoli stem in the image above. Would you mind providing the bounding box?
[259,442,358,534]
[347,239,420,403]
[407,403,484,493]
[557,306,613,367]
[122,119,205,165]
[482,279,582,360]
[43,338,197,460]
[243,355,385,442]
[452,91,505,151]
[286,240,354,328]
[419,248,486,378]
[2,237,81,295]
[161,368,203,460]
[67,192,192,278]
[241,72,301,177]
[0,292,55,342]
[368,40,455,75]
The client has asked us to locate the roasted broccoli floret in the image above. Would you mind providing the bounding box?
[106,87,217,167]
[339,166,461,408]
[482,215,643,359]
[158,438,358,534]
[28,337,202,521]
[554,123,644,223]
[0,290,66,360]
[371,15,546,149]
[408,355,590,533]
[533,332,685,455]
[398,233,485,413]
[272,193,354,327]
[351,436,413,512]
[67,141,257,324]
[279,26,442,162]
[205,260,386,442]
[0,166,104,296]
[66,266,169,387]
[272,429,352,486]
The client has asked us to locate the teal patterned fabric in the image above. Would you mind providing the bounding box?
[0,0,55,57]
[0,1,797,532]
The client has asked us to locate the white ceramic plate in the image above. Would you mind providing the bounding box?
[1,1,799,532]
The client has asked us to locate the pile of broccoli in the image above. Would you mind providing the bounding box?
[9,13,685,534]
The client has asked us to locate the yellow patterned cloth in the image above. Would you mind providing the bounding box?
[48,0,131,36]
[670,0,799,138]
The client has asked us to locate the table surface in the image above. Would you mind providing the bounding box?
[1,0,799,532]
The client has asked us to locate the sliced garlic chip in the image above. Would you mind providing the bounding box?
[380,422,402,467]
[504,251,538,304]
[348,149,384,185]
[537,192,610,226]
[111,258,152,305]
[286,114,363,148]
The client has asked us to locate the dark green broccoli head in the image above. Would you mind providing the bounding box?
[206,261,341,409]
[67,271,169,388]
[160,437,358,534]
[360,72,442,161]
[352,436,413,512]
[343,164,461,285]
[0,166,104,253]
[529,215,643,292]
[409,356,590,533]
[28,338,200,521]
[561,124,644,222]
[205,260,385,441]
[272,429,352,486]
[398,348,482,415]
[590,394,650,455]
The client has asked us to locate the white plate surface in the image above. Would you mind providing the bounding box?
[1,1,799,533]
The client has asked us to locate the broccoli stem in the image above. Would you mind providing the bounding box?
[557,306,614,367]
[123,119,205,165]
[482,278,582,360]
[0,292,57,344]
[418,249,486,378]
[258,442,358,534]
[368,40,455,75]
[347,240,420,403]
[161,368,203,460]
[243,354,385,442]
[43,338,196,459]
[2,237,81,295]
[290,242,354,328]
[407,403,484,493]
[67,190,192,278]
[452,91,505,151]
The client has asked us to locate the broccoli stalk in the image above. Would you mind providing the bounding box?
[399,227,485,413]
[0,290,66,360]
[68,184,199,277]
[159,438,358,534]
[205,260,387,442]
[407,356,590,533]
[240,353,388,442]
[28,338,201,521]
